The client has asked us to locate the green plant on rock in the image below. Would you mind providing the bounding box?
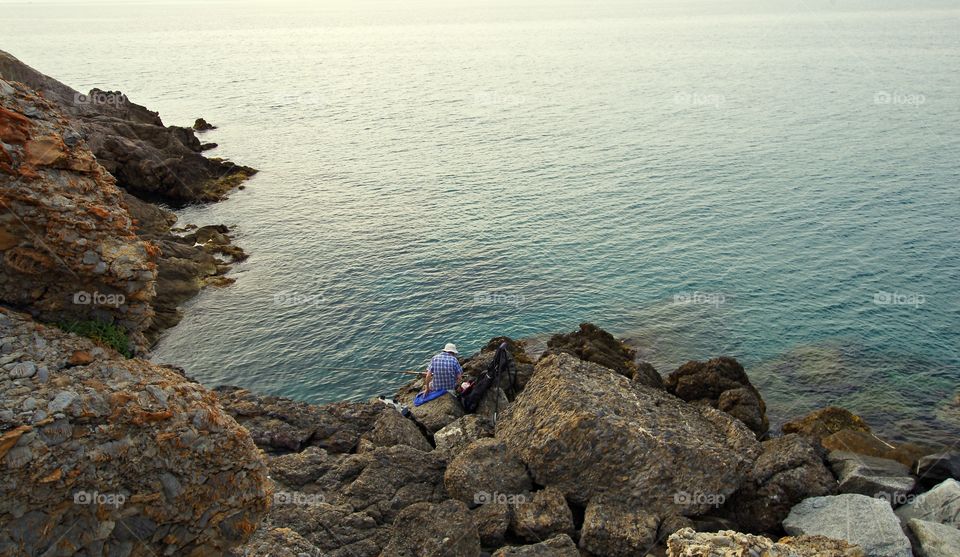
[57,320,132,358]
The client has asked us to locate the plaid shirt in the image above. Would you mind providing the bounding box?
[428,351,462,392]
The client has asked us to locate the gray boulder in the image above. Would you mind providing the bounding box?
[828,451,916,502]
[895,479,960,528]
[907,518,960,557]
[497,354,761,514]
[579,495,660,556]
[783,494,913,557]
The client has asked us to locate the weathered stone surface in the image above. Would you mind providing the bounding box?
[216,386,385,454]
[667,528,865,557]
[227,526,322,557]
[395,387,464,433]
[828,451,915,501]
[541,322,640,379]
[0,79,158,350]
[895,479,960,528]
[783,494,913,557]
[782,406,871,444]
[510,487,574,543]
[907,518,960,557]
[580,494,660,557]
[915,452,960,489]
[380,499,480,557]
[433,414,494,459]
[497,353,761,513]
[0,49,256,204]
[0,308,270,556]
[822,429,933,468]
[723,433,836,533]
[358,407,431,453]
[492,534,580,557]
[444,438,532,506]
[633,360,665,389]
[473,501,511,548]
[666,356,769,437]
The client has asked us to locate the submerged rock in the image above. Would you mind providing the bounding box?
[497,353,761,513]
[782,406,871,443]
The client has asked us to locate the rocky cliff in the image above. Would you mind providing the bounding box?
[0,307,271,556]
[0,50,255,205]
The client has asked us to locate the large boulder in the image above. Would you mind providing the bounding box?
[492,534,579,557]
[509,487,574,542]
[666,356,769,437]
[394,383,464,433]
[828,451,915,501]
[0,308,270,556]
[895,479,960,528]
[472,501,511,548]
[723,433,837,533]
[782,407,870,444]
[666,528,865,557]
[0,78,158,351]
[907,518,960,557]
[497,353,761,513]
[783,494,913,557]
[444,438,532,506]
[380,499,481,557]
[541,322,641,379]
[216,386,385,454]
[579,494,660,556]
[357,408,431,453]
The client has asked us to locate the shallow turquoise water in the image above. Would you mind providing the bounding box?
[4,0,958,444]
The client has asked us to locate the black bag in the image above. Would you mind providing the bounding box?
[460,342,515,414]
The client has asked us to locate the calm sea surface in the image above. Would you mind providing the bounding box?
[4,0,958,444]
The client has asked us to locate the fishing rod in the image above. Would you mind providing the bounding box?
[307,364,426,375]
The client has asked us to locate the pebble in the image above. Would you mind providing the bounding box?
[0,352,24,366]
[49,390,79,413]
[9,362,36,379]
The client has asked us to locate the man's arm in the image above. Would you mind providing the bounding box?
[421,370,433,394]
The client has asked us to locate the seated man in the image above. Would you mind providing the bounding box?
[421,343,462,394]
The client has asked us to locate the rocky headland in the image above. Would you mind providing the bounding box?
[2,55,959,557]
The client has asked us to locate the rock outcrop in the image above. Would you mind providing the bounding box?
[0,50,256,204]
[0,307,270,556]
[722,433,836,533]
[1,78,158,351]
[497,353,761,513]
[444,438,532,506]
[666,356,769,437]
[542,322,651,383]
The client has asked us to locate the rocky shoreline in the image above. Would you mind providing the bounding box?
[2,55,959,556]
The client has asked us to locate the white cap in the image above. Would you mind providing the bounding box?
[443,343,459,354]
